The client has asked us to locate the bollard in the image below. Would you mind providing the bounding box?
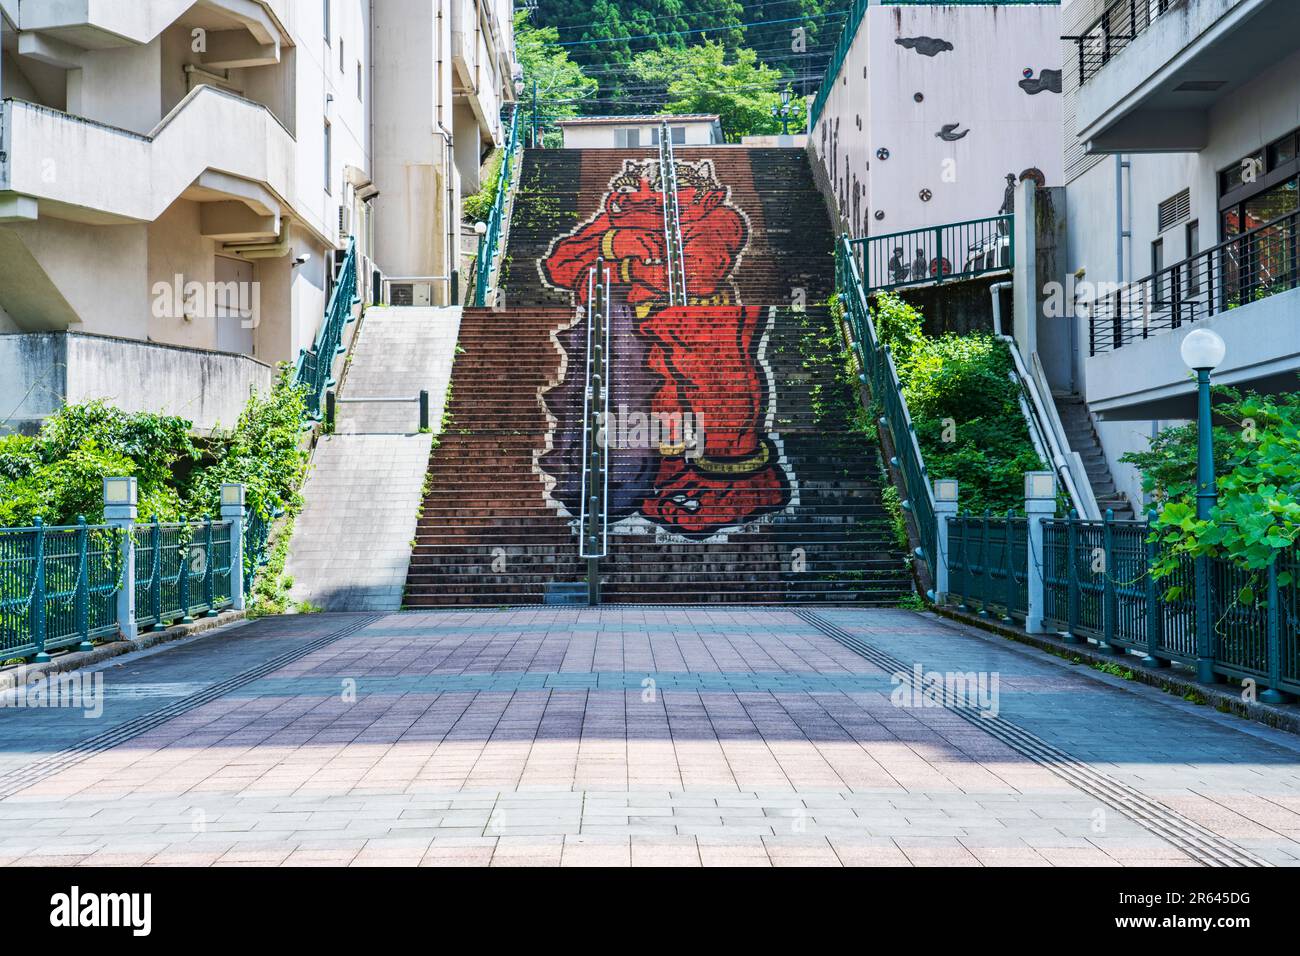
[103,477,139,640]
[1024,472,1056,635]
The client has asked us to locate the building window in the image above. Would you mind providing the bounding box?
[323,0,330,42]
[324,120,332,195]
[1185,221,1200,296]
[1157,189,1190,233]
[1151,238,1165,302]
[616,128,640,148]
[672,126,686,145]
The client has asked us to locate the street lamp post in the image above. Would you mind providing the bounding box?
[771,88,794,136]
[1180,328,1227,685]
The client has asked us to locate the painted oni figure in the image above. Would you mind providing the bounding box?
[538,158,793,539]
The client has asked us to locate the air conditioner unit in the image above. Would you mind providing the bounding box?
[389,283,433,307]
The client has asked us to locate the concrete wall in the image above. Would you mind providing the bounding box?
[0,331,273,434]
[810,1,1064,239]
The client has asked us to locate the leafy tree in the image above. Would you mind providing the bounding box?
[1121,385,1300,584]
[515,9,599,134]
[630,41,805,140]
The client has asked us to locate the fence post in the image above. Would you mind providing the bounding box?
[419,389,431,432]
[1261,556,1287,704]
[1141,510,1168,667]
[178,524,194,625]
[1064,509,1082,644]
[75,516,91,653]
[1002,510,1016,624]
[930,480,959,605]
[1024,472,1056,634]
[150,517,165,632]
[31,516,48,662]
[221,484,246,612]
[203,518,218,617]
[103,477,138,641]
[978,510,992,617]
[1100,508,1123,654]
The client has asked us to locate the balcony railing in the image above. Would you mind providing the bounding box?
[1088,208,1299,355]
[1065,0,1183,85]
[847,215,1013,296]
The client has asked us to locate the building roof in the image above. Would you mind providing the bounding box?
[554,114,721,126]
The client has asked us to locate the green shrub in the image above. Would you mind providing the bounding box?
[871,294,1043,516]
[463,148,505,224]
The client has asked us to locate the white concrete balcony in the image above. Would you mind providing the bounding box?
[1072,0,1300,153]
[1084,209,1300,419]
[0,85,293,230]
[13,0,287,59]
[450,0,508,142]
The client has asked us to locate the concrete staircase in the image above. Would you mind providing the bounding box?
[1054,394,1135,519]
[285,307,460,611]
[403,147,911,606]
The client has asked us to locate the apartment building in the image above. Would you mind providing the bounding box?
[809,0,1064,240]
[0,0,516,432]
[1059,0,1300,508]
[372,0,517,306]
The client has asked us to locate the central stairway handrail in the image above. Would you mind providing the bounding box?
[659,121,688,307]
[836,233,938,573]
[578,258,612,574]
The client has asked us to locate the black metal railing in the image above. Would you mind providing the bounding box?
[1065,0,1182,85]
[1088,208,1299,355]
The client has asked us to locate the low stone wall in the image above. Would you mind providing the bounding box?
[0,331,273,434]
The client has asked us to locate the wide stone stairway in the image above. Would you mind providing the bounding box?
[403,147,911,606]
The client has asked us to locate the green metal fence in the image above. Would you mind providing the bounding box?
[846,216,1013,297]
[836,234,937,571]
[133,519,234,632]
[471,107,521,308]
[1039,512,1300,697]
[295,237,360,420]
[948,512,1029,622]
[0,519,124,662]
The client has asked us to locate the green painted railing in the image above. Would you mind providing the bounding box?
[0,520,122,661]
[810,2,1061,132]
[835,233,938,573]
[947,512,1029,623]
[132,519,234,632]
[295,236,360,421]
[1037,512,1300,697]
[847,215,1013,297]
[471,107,522,308]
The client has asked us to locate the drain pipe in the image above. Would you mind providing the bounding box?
[990,280,1093,517]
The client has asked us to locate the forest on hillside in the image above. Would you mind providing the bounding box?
[516,0,854,140]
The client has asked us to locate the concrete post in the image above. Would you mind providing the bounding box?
[1024,471,1058,635]
[103,477,138,641]
[220,483,246,612]
[931,479,959,605]
[1012,180,1038,357]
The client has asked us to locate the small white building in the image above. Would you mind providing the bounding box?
[556,115,724,149]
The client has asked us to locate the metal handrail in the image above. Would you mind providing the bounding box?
[836,233,938,572]
[659,121,688,306]
[1064,0,1180,86]
[1088,207,1299,355]
[848,215,1013,296]
[471,106,522,307]
[578,259,612,568]
[294,236,360,420]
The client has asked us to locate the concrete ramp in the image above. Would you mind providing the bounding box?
[286,307,460,611]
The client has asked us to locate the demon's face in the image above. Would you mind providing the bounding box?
[607,176,663,223]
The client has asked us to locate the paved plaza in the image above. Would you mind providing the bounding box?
[1,607,1299,866]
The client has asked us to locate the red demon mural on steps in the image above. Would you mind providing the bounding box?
[538,157,796,539]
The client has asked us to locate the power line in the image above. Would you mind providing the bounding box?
[545,0,845,33]
[554,12,847,48]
